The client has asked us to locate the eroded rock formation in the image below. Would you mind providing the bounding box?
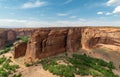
[82,28,120,49]
[25,27,120,61]
[0,27,120,61]
[0,30,16,49]
[14,42,27,59]
[25,28,84,61]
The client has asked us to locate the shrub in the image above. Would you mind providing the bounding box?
[17,36,29,43]
[107,61,115,69]
[25,63,33,67]
[12,73,22,77]
[40,54,118,77]
[0,55,6,64]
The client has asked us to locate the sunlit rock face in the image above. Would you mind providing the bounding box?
[25,27,120,61]
[14,42,27,59]
[0,27,120,61]
[25,28,84,61]
[25,29,69,61]
[82,28,120,49]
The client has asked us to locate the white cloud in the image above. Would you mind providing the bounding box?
[0,18,120,28]
[63,0,73,5]
[57,13,68,16]
[97,12,103,15]
[0,19,27,23]
[78,18,86,21]
[106,0,120,6]
[106,12,112,15]
[69,16,77,18]
[113,6,120,14]
[22,0,46,9]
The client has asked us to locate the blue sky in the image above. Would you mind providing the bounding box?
[0,0,120,28]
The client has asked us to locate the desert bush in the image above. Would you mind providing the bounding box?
[40,53,118,77]
[0,55,6,64]
[12,73,22,77]
[17,36,29,43]
[25,63,33,67]
[0,68,9,77]
[5,43,13,48]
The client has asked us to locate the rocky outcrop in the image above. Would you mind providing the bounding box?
[25,27,120,61]
[0,30,16,49]
[67,28,83,52]
[25,28,84,61]
[0,28,35,49]
[25,29,69,61]
[7,30,16,42]
[0,27,120,61]
[82,28,120,49]
[14,42,27,59]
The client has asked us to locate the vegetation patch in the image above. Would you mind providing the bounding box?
[0,56,20,77]
[17,36,29,43]
[0,43,14,55]
[40,54,118,77]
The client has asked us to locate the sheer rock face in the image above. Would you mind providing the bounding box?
[25,29,70,60]
[0,27,120,61]
[0,32,6,48]
[25,27,120,61]
[25,28,84,61]
[0,29,35,49]
[67,28,83,52]
[82,28,120,49]
[0,30,16,49]
[14,42,27,59]
[7,30,16,42]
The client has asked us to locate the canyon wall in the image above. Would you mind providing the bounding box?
[0,28,36,49]
[25,27,120,61]
[0,30,16,49]
[82,28,120,49]
[25,28,83,61]
[0,27,120,61]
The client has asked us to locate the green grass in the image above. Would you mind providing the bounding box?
[40,54,118,77]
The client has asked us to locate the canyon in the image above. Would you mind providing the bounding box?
[0,27,120,77]
[0,27,120,61]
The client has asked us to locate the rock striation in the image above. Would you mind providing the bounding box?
[14,42,27,59]
[82,28,120,49]
[0,28,36,49]
[25,27,120,61]
[0,27,120,61]
[25,28,85,61]
[0,30,16,49]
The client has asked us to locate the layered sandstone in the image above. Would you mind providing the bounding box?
[0,30,16,49]
[14,42,27,59]
[82,28,120,49]
[0,28,36,49]
[25,29,69,61]
[0,27,120,61]
[25,27,120,61]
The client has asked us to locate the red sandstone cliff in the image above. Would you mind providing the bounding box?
[24,27,120,61]
[0,30,16,49]
[0,28,36,49]
[0,27,120,61]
